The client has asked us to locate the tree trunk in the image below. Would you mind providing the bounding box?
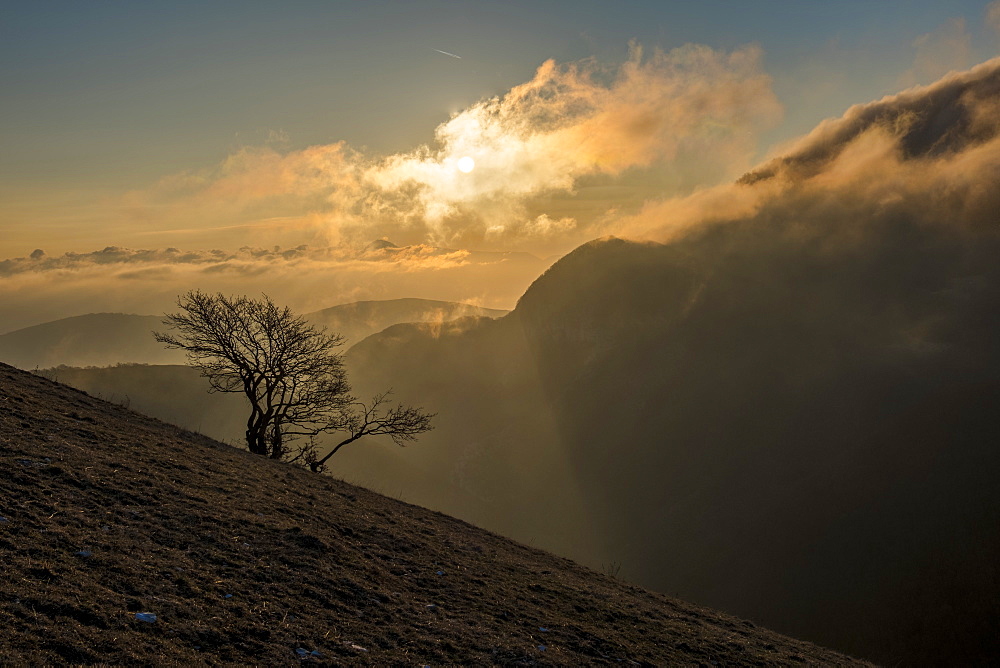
[245,406,270,456]
[269,423,284,459]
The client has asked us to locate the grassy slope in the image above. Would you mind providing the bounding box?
[0,363,865,666]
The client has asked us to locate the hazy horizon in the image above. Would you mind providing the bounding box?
[4,2,1000,330]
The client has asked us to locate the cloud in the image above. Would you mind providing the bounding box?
[121,143,362,248]
[13,53,998,338]
[0,243,552,333]
[363,43,779,249]
[612,56,1000,244]
[116,43,780,257]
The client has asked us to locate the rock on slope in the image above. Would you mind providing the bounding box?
[0,363,862,665]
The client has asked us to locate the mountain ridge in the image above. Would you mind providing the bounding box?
[0,298,509,369]
[339,58,1000,665]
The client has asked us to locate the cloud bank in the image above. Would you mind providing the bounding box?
[0,243,549,333]
[7,49,999,340]
[365,43,780,248]
[613,56,1000,243]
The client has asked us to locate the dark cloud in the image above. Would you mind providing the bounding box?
[741,56,1000,184]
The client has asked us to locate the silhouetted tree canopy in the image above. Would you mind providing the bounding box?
[155,290,433,471]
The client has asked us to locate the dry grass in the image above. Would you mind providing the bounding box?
[0,362,867,665]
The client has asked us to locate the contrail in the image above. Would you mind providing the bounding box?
[432,48,462,59]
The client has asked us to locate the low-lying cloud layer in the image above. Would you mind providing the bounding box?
[0,243,549,333]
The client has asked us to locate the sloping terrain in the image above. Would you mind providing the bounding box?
[0,362,862,665]
[37,364,246,444]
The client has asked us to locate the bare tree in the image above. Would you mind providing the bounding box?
[154,291,433,470]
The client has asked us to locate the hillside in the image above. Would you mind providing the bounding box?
[37,364,246,442]
[0,362,862,665]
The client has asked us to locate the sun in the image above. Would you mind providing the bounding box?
[456,156,475,173]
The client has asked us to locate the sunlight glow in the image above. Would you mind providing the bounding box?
[456,156,476,173]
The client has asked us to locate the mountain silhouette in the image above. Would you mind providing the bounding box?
[0,299,507,369]
[306,298,508,347]
[0,314,184,369]
[344,61,1000,665]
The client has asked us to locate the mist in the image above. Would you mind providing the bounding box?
[337,59,1000,663]
[5,42,1000,666]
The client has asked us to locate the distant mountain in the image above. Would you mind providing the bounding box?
[345,236,1000,666]
[0,299,508,370]
[0,242,548,335]
[345,61,1000,665]
[0,313,184,369]
[305,298,508,347]
[0,362,863,665]
[514,236,1000,663]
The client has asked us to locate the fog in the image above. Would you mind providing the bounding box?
[337,59,1000,663]
[10,58,1000,664]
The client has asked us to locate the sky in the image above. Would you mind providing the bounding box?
[1,0,999,327]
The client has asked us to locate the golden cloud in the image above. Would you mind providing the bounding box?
[990,1,1000,35]
[364,43,780,249]
[0,244,551,333]
[611,57,1000,245]
[116,43,781,257]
